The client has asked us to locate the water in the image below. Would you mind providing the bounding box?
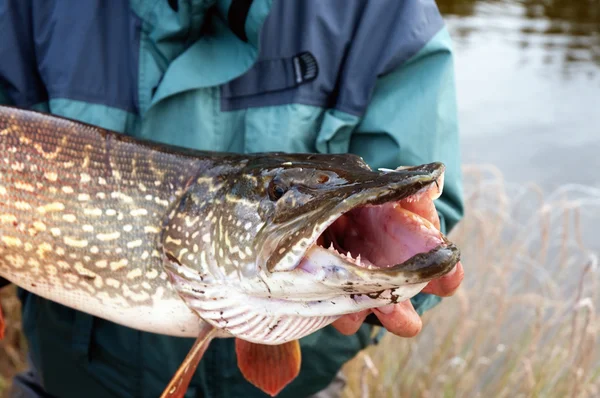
[438,0,600,190]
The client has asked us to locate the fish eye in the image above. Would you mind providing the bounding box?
[318,174,329,184]
[268,178,287,201]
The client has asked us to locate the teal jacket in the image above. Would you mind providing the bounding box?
[0,0,463,397]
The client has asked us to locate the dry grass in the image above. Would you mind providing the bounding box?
[342,164,600,398]
[0,165,598,397]
[0,285,26,396]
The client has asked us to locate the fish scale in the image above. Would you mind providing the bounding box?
[0,106,213,336]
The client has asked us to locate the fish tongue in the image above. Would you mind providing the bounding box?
[236,339,302,396]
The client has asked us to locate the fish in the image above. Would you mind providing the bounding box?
[0,106,460,396]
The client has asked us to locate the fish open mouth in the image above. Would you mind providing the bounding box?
[296,171,458,283]
[316,188,443,269]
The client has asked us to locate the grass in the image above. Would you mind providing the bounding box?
[0,285,26,397]
[341,164,600,398]
[0,165,598,397]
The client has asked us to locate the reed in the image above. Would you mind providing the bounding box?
[342,164,600,398]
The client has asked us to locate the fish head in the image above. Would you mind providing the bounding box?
[249,154,451,273]
[161,153,460,344]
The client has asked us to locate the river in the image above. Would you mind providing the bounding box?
[438,0,600,190]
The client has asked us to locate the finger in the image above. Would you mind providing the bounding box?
[422,261,464,297]
[373,300,422,338]
[331,310,370,335]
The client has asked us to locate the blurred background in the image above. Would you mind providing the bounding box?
[1,0,599,397]
[342,0,600,397]
[444,0,599,190]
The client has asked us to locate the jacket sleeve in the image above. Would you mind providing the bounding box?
[0,0,48,289]
[349,26,464,315]
[0,0,48,108]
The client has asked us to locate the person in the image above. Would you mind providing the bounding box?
[0,0,465,397]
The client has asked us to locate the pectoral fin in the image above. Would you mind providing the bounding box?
[160,324,217,398]
[235,339,302,396]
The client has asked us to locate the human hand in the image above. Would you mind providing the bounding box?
[332,261,464,337]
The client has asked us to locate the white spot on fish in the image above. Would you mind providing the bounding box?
[127,268,142,279]
[64,236,88,248]
[165,236,182,246]
[154,197,169,207]
[110,259,128,271]
[145,269,158,279]
[44,172,58,182]
[62,214,77,223]
[144,226,160,234]
[84,208,103,217]
[15,181,35,192]
[15,201,32,211]
[106,278,120,288]
[0,214,17,224]
[74,263,96,279]
[80,173,91,183]
[130,208,148,217]
[111,191,134,203]
[127,239,143,249]
[37,202,65,214]
[1,236,22,247]
[96,231,121,241]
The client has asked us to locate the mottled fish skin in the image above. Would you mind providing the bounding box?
[0,106,459,343]
[160,156,458,344]
[0,107,220,336]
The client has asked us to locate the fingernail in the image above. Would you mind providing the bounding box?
[376,304,396,314]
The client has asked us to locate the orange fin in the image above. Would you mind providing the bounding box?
[236,339,301,396]
[160,325,217,398]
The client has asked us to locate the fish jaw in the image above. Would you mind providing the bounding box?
[259,162,447,273]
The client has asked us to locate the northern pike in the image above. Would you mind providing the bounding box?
[0,106,460,396]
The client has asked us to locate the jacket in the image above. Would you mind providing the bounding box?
[0,0,464,396]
